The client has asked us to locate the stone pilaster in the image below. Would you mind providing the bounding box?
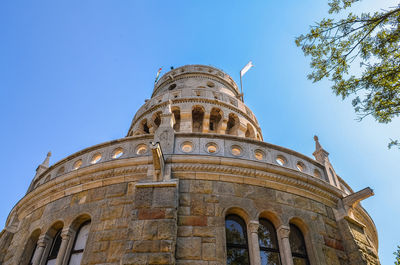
[179,106,192,133]
[154,102,175,155]
[123,181,179,265]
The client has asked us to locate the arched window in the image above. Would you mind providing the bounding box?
[20,229,41,265]
[140,119,150,134]
[152,111,162,131]
[258,219,281,265]
[46,229,63,265]
[172,108,181,132]
[225,214,250,265]
[68,221,91,265]
[225,113,239,135]
[289,224,309,265]
[28,243,38,265]
[192,106,205,133]
[245,124,255,139]
[209,108,222,133]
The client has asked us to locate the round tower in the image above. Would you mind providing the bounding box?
[127,65,262,141]
[0,65,379,265]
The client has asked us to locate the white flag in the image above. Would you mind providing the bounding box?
[240,61,254,77]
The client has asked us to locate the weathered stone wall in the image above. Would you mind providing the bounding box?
[176,179,348,265]
[2,182,135,265]
[177,179,223,265]
[338,218,380,265]
[122,182,178,264]
[0,230,14,264]
[1,173,379,265]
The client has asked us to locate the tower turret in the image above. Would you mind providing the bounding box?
[127,65,263,141]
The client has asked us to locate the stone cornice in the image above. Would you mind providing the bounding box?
[7,157,150,226]
[154,74,239,98]
[170,157,342,206]
[152,65,240,97]
[29,132,339,198]
[31,134,154,185]
[8,152,344,227]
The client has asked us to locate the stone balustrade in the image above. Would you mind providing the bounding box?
[29,133,344,194]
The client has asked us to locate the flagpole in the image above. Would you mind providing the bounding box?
[240,71,244,102]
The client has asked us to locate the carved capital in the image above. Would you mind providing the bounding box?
[37,234,51,247]
[248,221,259,233]
[277,225,291,238]
[61,228,73,239]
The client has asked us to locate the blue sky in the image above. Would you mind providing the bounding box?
[1,0,399,263]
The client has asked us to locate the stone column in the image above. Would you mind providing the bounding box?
[219,118,228,134]
[248,221,261,265]
[237,122,247,137]
[179,105,192,133]
[202,115,210,133]
[32,234,50,265]
[55,228,72,265]
[277,225,293,265]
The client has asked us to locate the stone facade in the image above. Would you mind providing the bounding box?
[0,65,379,265]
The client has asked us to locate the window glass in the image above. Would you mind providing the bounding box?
[46,260,56,265]
[225,215,249,265]
[293,257,309,265]
[289,224,309,265]
[260,251,281,265]
[258,219,281,265]
[46,229,62,265]
[68,253,83,265]
[28,244,38,265]
[68,221,90,265]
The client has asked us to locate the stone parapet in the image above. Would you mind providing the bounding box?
[25,133,343,198]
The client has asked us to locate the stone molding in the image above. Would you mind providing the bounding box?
[10,144,353,227]
[171,161,341,204]
[153,65,240,96]
[135,180,178,188]
[8,154,342,228]
[7,163,149,226]
[27,133,335,196]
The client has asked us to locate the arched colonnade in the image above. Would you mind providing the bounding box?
[130,104,261,141]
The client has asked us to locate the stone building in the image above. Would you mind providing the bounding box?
[0,64,379,265]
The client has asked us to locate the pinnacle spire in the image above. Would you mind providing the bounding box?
[314,135,322,151]
[312,135,329,164]
[35,151,51,177]
[42,151,51,167]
